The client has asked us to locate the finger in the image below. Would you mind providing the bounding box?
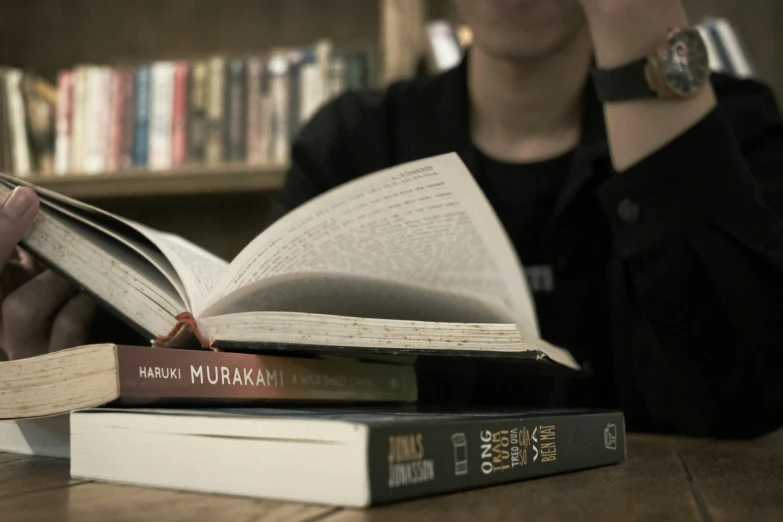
[0,187,39,269]
[49,293,97,353]
[2,269,77,347]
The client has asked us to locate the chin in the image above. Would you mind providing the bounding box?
[455,0,587,61]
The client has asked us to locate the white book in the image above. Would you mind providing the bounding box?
[0,414,69,458]
[54,71,73,175]
[4,69,32,177]
[69,407,625,506]
[268,51,290,163]
[148,62,175,170]
[696,25,724,74]
[82,67,110,174]
[69,67,87,173]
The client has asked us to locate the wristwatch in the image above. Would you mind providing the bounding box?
[591,27,711,102]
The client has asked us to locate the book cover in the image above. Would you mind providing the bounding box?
[366,408,625,504]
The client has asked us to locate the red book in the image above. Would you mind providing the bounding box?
[105,68,124,171]
[54,70,74,174]
[0,344,418,420]
[171,61,189,166]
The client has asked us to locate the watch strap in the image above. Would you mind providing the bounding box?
[591,58,656,103]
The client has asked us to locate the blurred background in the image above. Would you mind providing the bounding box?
[0,0,778,260]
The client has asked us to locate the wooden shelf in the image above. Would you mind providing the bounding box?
[23,163,288,199]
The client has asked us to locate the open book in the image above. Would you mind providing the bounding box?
[1,153,578,370]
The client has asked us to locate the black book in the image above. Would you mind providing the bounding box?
[223,57,247,162]
[70,406,625,506]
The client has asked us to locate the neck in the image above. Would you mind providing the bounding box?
[468,27,593,163]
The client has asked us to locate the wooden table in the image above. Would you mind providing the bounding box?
[2,430,781,522]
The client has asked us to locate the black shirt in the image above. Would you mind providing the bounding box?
[269,57,783,438]
[474,147,573,348]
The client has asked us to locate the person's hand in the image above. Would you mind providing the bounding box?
[0,187,96,360]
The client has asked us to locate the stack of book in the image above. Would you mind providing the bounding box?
[52,40,370,176]
[0,148,626,505]
[0,68,57,177]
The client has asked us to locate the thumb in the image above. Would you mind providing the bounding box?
[0,186,39,269]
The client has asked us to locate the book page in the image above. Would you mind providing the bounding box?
[0,184,184,339]
[200,271,515,324]
[135,227,229,311]
[206,153,538,336]
[0,175,229,311]
[0,181,189,304]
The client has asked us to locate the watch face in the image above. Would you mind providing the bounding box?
[659,29,710,97]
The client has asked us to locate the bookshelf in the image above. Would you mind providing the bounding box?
[0,0,428,194]
[0,0,431,257]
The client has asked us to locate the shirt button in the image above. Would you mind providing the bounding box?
[617,199,640,224]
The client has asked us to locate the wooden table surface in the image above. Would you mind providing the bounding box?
[2,430,781,522]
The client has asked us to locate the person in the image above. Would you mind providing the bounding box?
[268,0,783,438]
[0,187,97,361]
[1,0,781,438]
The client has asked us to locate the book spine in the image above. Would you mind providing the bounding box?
[118,66,135,169]
[328,53,348,98]
[82,67,109,174]
[258,68,272,165]
[132,64,151,167]
[245,55,263,164]
[0,71,9,173]
[298,49,319,125]
[367,411,626,505]
[115,345,418,404]
[171,61,189,167]
[186,60,209,163]
[5,70,32,176]
[205,56,225,165]
[148,62,174,170]
[54,70,73,175]
[224,57,247,162]
[21,75,56,175]
[267,52,289,163]
[69,67,87,172]
[287,50,302,140]
[105,67,123,172]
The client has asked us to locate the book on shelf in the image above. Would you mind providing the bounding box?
[0,152,579,377]
[0,67,56,178]
[68,406,626,506]
[51,40,371,177]
[696,17,755,79]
